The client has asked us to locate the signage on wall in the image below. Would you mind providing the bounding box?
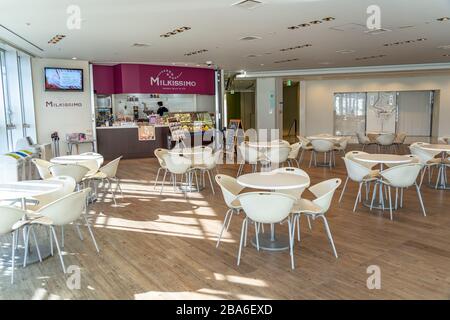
[113,64,215,95]
[45,101,83,108]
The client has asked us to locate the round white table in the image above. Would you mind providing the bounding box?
[0,180,64,265]
[247,141,288,149]
[420,144,450,190]
[353,154,413,210]
[307,135,343,143]
[51,154,104,167]
[237,172,310,251]
[168,146,212,156]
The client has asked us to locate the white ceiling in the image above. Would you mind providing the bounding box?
[1,0,450,72]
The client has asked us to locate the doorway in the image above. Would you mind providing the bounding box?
[282,80,300,143]
[224,79,255,130]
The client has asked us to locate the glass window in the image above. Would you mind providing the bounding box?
[334,92,366,136]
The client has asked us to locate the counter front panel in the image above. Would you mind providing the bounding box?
[97,126,170,160]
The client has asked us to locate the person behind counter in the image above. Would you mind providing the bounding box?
[156,101,169,116]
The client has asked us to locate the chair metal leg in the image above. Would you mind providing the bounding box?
[388,186,393,221]
[154,167,162,189]
[296,214,301,241]
[415,183,427,217]
[75,224,84,240]
[320,216,338,258]
[339,176,349,203]
[287,219,295,269]
[61,226,64,248]
[11,232,16,284]
[309,151,313,168]
[216,209,231,248]
[206,170,215,194]
[353,182,363,212]
[50,226,66,273]
[370,182,378,210]
[84,215,100,253]
[306,216,312,230]
[159,170,168,195]
[255,222,260,251]
[237,218,248,266]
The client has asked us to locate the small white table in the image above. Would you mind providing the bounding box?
[353,154,413,210]
[307,136,342,143]
[51,154,104,167]
[237,172,310,251]
[0,180,64,265]
[420,144,450,190]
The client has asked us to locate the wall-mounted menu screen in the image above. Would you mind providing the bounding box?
[45,67,84,91]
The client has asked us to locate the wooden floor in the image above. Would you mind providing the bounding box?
[1,147,450,299]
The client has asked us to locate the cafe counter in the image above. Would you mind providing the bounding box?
[96,125,170,160]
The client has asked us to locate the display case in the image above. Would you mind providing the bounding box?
[168,112,215,132]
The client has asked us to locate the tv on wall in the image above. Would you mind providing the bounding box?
[44,67,84,91]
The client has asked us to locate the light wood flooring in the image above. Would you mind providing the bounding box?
[1,146,450,299]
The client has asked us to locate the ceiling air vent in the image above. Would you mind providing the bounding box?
[233,0,262,10]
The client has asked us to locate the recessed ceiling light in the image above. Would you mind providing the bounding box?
[47,34,66,44]
[443,54,450,57]
[72,57,77,60]
[322,17,335,21]
[310,20,323,24]
[25,22,31,26]
[318,61,332,65]
[260,63,265,66]
[437,17,450,21]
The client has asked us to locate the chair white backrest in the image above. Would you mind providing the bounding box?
[215,174,245,208]
[356,132,370,144]
[380,163,422,188]
[31,176,77,209]
[99,156,123,178]
[238,145,260,164]
[309,178,342,213]
[288,142,301,159]
[298,136,311,149]
[345,150,375,169]
[154,148,169,167]
[35,189,90,226]
[343,158,372,182]
[49,164,89,183]
[0,206,26,235]
[271,167,310,199]
[80,152,104,167]
[265,147,290,164]
[376,133,395,145]
[32,158,53,179]
[162,154,191,174]
[311,139,334,152]
[78,159,100,175]
[409,144,440,164]
[238,192,296,224]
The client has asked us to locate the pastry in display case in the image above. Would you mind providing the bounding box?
[168,112,215,133]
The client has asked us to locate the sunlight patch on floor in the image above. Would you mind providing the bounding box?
[213,273,268,287]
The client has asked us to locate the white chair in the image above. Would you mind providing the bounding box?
[237,144,264,176]
[236,192,297,269]
[376,163,426,220]
[192,150,222,195]
[334,137,349,156]
[28,176,77,211]
[340,158,379,212]
[25,188,99,273]
[49,164,89,190]
[154,148,169,190]
[356,132,375,151]
[80,152,104,167]
[310,139,335,168]
[287,142,302,167]
[409,143,441,187]
[215,174,245,247]
[0,206,34,284]
[376,133,396,153]
[160,154,192,195]
[345,150,378,170]
[261,146,290,169]
[291,178,342,258]
[297,136,313,165]
[88,156,123,204]
[79,159,101,177]
[32,158,53,180]
[272,167,312,229]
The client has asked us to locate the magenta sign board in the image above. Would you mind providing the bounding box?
[112,63,215,95]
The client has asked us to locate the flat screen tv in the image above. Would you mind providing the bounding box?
[44,67,83,91]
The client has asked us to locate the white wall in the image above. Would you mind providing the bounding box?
[256,77,276,130]
[302,74,450,140]
[32,58,94,155]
